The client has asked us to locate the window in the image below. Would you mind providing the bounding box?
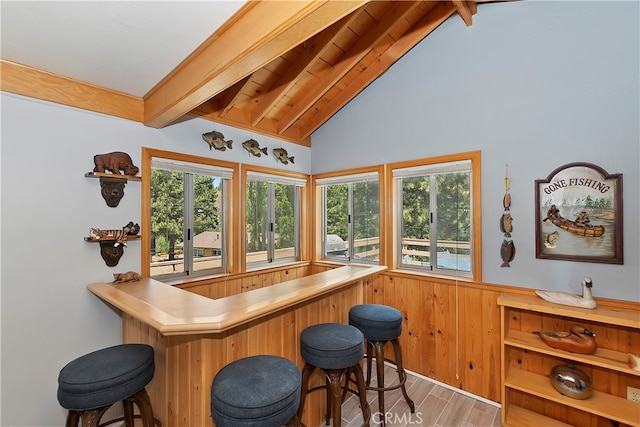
[147,154,233,280]
[393,153,479,278]
[316,171,380,263]
[245,170,305,267]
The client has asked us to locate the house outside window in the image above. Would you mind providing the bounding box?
[393,156,476,278]
[245,170,305,267]
[316,171,380,263]
[149,157,232,280]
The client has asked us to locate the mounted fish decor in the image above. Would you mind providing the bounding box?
[272,147,294,165]
[500,239,515,267]
[242,138,268,157]
[500,212,513,237]
[500,164,515,267]
[202,130,233,151]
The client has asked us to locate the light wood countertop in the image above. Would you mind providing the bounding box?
[88,264,386,336]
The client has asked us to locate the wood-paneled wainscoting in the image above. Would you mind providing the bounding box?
[115,264,638,426]
[363,270,640,421]
[364,272,504,404]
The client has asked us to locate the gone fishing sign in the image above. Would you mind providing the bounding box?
[535,162,623,264]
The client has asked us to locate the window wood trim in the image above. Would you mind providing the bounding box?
[141,147,240,278]
[385,150,482,281]
[241,164,310,272]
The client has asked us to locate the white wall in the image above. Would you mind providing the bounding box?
[312,1,640,301]
[0,93,309,426]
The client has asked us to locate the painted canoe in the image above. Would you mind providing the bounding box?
[548,216,605,237]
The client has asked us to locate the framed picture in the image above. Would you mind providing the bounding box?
[535,162,623,264]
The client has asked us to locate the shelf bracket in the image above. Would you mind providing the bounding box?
[99,177,127,207]
[99,240,125,266]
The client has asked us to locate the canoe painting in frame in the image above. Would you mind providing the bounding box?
[535,162,623,264]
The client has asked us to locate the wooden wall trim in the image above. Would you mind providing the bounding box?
[1,59,143,122]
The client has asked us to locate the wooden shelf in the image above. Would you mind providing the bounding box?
[500,293,640,427]
[505,329,640,376]
[504,405,572,427]
[505,369,640,426]
[85,235,140,243]
[85,171,141,181]
[498,293,640,329]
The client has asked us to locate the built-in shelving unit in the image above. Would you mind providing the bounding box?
[499,293,640,427]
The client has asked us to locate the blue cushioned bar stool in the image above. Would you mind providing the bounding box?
[297,323,370,427]
[57,343,156,427]
[210,355,301,427]
[349,304,415,425]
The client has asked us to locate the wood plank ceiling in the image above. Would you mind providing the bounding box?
[147,0,488,146]
[1,1,498,147]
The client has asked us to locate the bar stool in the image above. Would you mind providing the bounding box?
[57,343,156,427]
[349,304,415,423]
[297,323,371,427]
[210,355,301,426]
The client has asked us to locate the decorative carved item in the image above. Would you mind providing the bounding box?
[549,364,593,400]
[100,179,126,207]
[93,151,139,176]
[628,353,640,371]
[122,221,140,235]
[99,241,124,267]
[535,276,597,309]
[86,226,139,267]
[500,164,515,268]
[111,271,141,283]
[88,228,128,247]
[533,325,598,354]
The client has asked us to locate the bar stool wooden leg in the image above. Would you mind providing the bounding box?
[352,363,371,426]
[365,340,374,386]
[391,338,415,413]
[372,341,387,419]
[297,363,316,422]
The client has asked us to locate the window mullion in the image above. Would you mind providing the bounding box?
[347,184,354,261]
[268,183,275,263]
[184,173,194,275]
[430,174,437,272]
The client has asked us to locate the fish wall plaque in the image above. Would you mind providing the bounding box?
[272,147,294,165]
[500,165,515,267]
[202,130,233,151]
[242,139,268,157]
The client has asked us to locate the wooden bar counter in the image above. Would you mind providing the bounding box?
[88,264,386,427]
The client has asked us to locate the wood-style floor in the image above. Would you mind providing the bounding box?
[319,364,502,427]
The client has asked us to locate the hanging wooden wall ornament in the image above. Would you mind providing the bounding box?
[500,165,515,267]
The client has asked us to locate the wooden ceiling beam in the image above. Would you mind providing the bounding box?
[218,76,252,118]
[143,0,368,129]
[1,59,143,122]
[249,12,360,127]
[453,0,476,26]
[277,1,422,135]
[299,1,457,139]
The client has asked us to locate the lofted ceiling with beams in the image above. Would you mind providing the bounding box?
[154,0,490,146]
[2,1,504,146]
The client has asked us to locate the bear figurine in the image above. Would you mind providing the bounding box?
[93,152,139,176]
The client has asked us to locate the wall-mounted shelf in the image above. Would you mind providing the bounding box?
[84,172,141,181]
[84,235,140,243]
[85,172,141,207]
[499,293,640,427]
